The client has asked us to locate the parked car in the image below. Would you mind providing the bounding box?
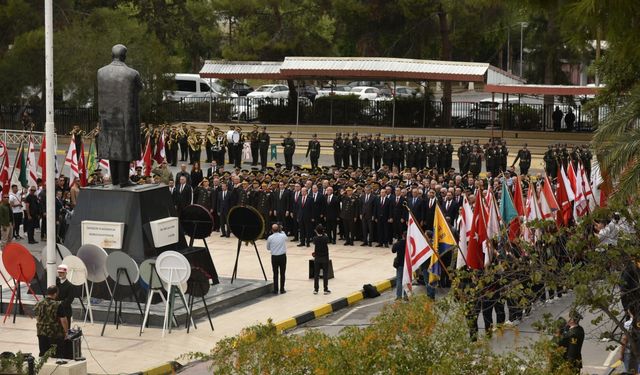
[230,82,254,96]
[461,98,519,128]
[163,74,236,101]
[296,84,318,101]
[349,86,380,100]
[394,86,420,98]
[247,84,289,99]
[315,85,352,98]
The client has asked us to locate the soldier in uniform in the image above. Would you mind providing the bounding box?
[258,126,270,169]
[187,129,202,165]
[458,140,469,176]
[333,133,343,168]
[437,139,447,173]
[560,143,570,170]
[570,145,581,171]
[469,147,482,177]
[557,310,585,372]
[350,132,360,169]
[406,137,416,169]
[341,186,357,246]
[360,134,372,169]
[234,127,244,169]
[512,143,532,175]
[306,134,321,170]
[445,138,454,172]
[342,134,352,168]
[250,125,260,166]
[417,137,427,170]
[178,123,188,162]
[35,286,69,358]
[398,135,406,170]
[166,127,179,166]
[427,139,437,170]
[212,127,226,167]
[543,145,557,178]
[235,180,252,206]
[204,125,214,163]
[373,133,383,170]
[281,131,296,170]
[383,136,392,168]
[500,140,509,173]
[390,135,400,169]
[485,142,497,176]
[255,182,272,238]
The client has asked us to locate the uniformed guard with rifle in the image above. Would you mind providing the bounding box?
[306,134,321,170]
[333,133,343,168]
[258,126,270,169]
[250,125,260,166]
[373,133,383,170]
[512,143,531,175]
[282,131,296,170]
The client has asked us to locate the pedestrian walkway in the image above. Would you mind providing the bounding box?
[0,233,395,374]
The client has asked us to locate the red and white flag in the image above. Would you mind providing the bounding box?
[26,136,38,188]
[486,192,501,240]
[510,175,526,240]
[590,160,608,207]
[153,131,166,164]
[0,140,9,194]
[402,213,434,292]
[573,163,588,221]
[539,176,559,220]
[556,168,572,226]
[142,136,152,177]
[561,164,575,201]
[64,141,79,187]
[580,163,596,210]
[524,183,543,243]
[467,190,488,270]
[99,159,110,176]
[37,138,47,183]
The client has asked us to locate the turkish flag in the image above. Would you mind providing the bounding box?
[467,190,488,270]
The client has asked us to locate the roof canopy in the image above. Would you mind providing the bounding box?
[484,83,601,96]
[200,56,524,84]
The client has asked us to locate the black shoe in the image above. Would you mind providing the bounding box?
[280,290,286,294]
[297,243,305,247]
[332,241,336,245]
[119,180,137,188]
[384,244,389,248]
[292,237,299,242]
[313,290,318,295]
[306,244,310,247]
[272,290,278,295]
[28,240,38,244]
[376,244,383,248]
[220,234,226,237]
[360,243,368,247]
[324,290,331,295]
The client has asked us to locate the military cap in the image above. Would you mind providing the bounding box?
[275,163,282,168]
[135,166,142,170]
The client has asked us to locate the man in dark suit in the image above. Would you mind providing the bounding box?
[373,190,392,247]
[289,184,302,240]
[206,161,221,179]
[391,187,407,241]
[209,177,222,231]
[359,186,375,246]
[407,188,424,226]
[422,189,438,231]
[216,183,232,237]
[173,175,193,216]
[324,186,340,244]
[309,185,325,226]
[271,181,290,232]
[295,188,313,247]
[442,191,459,223]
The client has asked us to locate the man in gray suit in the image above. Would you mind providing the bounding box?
[97,44,142,187]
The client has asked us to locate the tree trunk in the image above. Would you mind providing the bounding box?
[438,4,452,128]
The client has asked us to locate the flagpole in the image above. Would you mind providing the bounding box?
[7,137,27,188]
[44,0,56,286]
[403,203,452,280]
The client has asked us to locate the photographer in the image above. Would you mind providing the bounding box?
[312,224,331,295]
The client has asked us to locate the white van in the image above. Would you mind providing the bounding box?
[163,73,237,102]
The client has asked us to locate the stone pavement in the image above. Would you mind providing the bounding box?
[0,231,396,374]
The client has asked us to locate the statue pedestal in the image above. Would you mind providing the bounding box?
[64,184,187,262]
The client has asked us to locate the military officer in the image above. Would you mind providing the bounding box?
[350,132,360,168]
[469,147,482,177]
[500,140,509,173]
[581,144,592,179]
[343,134,352,168]
[458,140,470,176]
[558,310,585,372]
[427,139,436,169]
[258,126,270,169]
[360,134,372,169]
[166,127,179,166]
[437,139,447,173]
[544,145,557,178]
[373,133,383,170]
[406,137,416,169]
[340,186,357,246]
[512,144,532,175]
[397,135,406,170]
[249,125,260,166]
[281,131,296,170]
[306,134,321,170]
[383,136,392,167]
[333,133,343,168]
[178,123,188,161]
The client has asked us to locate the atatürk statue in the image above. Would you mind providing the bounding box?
[97,44,142,187]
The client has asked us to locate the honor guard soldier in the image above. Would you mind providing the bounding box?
[484,142,497,176]
[258,126,270,169]
[213,127,226,167]
[383,136,392,167]
[178,123,188,161]
[544,145,557,179]
[282,131,296,170]
[397,135,406,170]
[569,144,581,170]
[340,186,357,246]
[360,134,372,169]
[500,140,508,173]
[417,137,427,170]
[445,139,454,172]
[560,143,570,170]
[333,133,343,168]
[469,147,482,177]
[234,127,244,169]
[342,134,352,168]
[406,137,416,169]
[512,144,531,175]
[255,182,272,238]
[350,132,360,168]
[458,140,470,176]
[373,133,383,170]
[581,144,592,179]
[558,310,585,372]
[306,134,321,170]
[426,139,436,169]
[250,125,260,166]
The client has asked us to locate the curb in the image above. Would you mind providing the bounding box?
[274,277,396,333]
[133,360,182,375]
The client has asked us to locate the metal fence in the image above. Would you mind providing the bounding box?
[1,98,601,132]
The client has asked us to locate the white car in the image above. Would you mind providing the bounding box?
[163,73,236,102]
[349,86,380,100]
[315,85,352,98]
[247,84,290,99]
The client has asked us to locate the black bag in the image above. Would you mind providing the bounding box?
[363,284,380,298]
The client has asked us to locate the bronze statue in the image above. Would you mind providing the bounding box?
[97,44,142,187]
